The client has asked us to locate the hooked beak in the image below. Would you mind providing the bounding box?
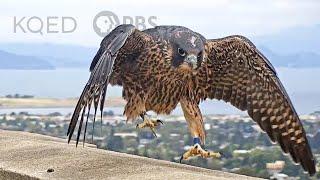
[184,54,197,69]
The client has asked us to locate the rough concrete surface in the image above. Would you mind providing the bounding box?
[0,130,261,180]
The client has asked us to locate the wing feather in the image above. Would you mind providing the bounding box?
[67,24,136,145]
[199,35,316,175]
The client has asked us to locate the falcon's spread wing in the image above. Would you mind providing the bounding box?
[197,35,316,175]
[67,24,150,146]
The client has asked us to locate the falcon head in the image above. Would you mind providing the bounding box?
[170,30,205,71]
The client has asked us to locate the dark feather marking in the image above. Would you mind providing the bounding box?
[83,100,92,147]
[76,105,87,147]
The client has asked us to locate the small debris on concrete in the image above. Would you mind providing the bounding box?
[47,168,54,173]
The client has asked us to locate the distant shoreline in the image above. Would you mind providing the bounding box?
[0,97,126,109]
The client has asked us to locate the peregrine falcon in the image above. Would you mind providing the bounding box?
[67,24,316,176]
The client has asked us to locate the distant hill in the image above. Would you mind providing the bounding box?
[253,24,320,55]
[0,43,97,68]
[0,50,54,70]
[1,43,318,69]
[0,24,319,69]
[259,46,320,68]
[251,24,320,68]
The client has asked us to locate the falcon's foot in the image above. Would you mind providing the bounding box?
[180,138,222,163]
[136,114,163,137]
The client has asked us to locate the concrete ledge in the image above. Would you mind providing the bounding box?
[0,130,260,179]
[0,168,38,180]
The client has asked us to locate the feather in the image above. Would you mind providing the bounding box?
[202,35,316,175]
[67,24,136,145]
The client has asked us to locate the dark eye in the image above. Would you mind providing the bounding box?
[197,52,202,58]
[178,48,185,56]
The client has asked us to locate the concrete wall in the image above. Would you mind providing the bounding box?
[0,130,261,180]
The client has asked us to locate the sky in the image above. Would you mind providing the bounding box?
[0,0,319,47]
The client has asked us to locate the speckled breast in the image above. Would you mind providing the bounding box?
[144,77,187,115]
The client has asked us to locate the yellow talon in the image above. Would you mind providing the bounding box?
[136,115,163,137]
[180,144,222,163]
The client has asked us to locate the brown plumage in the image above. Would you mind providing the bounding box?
[67,24,316,175]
